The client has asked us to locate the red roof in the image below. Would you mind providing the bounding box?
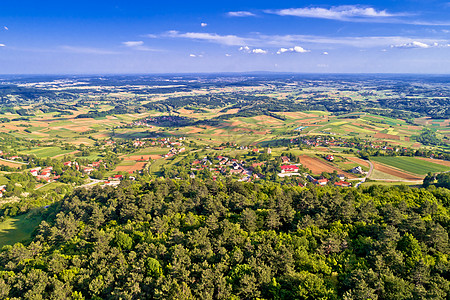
[334,181,351,187]
[280,165,299,170]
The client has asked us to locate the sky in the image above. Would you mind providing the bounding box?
[0,0,450,74]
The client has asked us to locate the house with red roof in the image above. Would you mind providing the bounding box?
[334,181,352,187]
[315,178,329,186]
[280,165,299,173]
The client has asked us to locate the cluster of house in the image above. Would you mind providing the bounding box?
[29,166,59,182]
[188,153,354,187]
[79,160,106,175]
[132,137,185,148]
[296,136,404,152]
[306,174,352,187]
[29,160,108,182]
[234,146,272,154]
[0,150,22,161]
[133,140,146,147]
[129,119,154,128]
[191,156,254,181]
[163,147,186,159]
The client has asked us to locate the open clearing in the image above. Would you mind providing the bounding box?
[0,213,42,247]
[371,156,448,175]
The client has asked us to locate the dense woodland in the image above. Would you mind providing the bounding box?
[1,178,450,299]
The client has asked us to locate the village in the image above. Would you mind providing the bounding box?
[188,147,359,188]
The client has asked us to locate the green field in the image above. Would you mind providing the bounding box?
[25,146,74,158]
[371,156,449,175]
[0,213,43,247]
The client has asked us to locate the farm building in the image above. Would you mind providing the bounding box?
[280,165,299,173]
[334,181,352,187]
[350,166,364,174]
[315,178,329,186]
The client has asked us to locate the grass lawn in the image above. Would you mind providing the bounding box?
[38,182,68,192]
[0,212,43,247]
[371,156,449,175]
[0,176,9,185]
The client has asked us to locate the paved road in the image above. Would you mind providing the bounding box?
[355,159,374,188]
[0,158,28,165]
[78,178,104,188]
[35,182,51,190]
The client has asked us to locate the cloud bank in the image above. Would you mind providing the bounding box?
[267,5,404,21]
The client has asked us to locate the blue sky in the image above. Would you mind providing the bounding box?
[0,0,449,74]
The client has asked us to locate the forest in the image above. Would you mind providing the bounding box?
[1,178,450,299]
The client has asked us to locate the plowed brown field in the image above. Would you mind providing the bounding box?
[415,157,450,167]
[299,155,357,178]
[374,133,400,140]
[114,162,147,172]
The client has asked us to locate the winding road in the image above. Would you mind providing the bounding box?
[355,159,374,188]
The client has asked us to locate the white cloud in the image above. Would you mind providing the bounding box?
[293,46,309,53]
[227,11,256,17]
[267,5,404,21]
[190,54,196,57]
[262,34,448,49]
[277,48,289,54]
[322,51,329,55]
[201,23,208,27]
[3,26,8,31]
[121,41,160,51]
[276,46,310,54]
[252,48,267,54]
[225,54,231,57]
[239,46,251,52]
[122,41,144,47]
[0,44,5,47]
[390,41,450,48]
[165,30,250,46]
[391,41,431,48]
[239,46,267,54]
